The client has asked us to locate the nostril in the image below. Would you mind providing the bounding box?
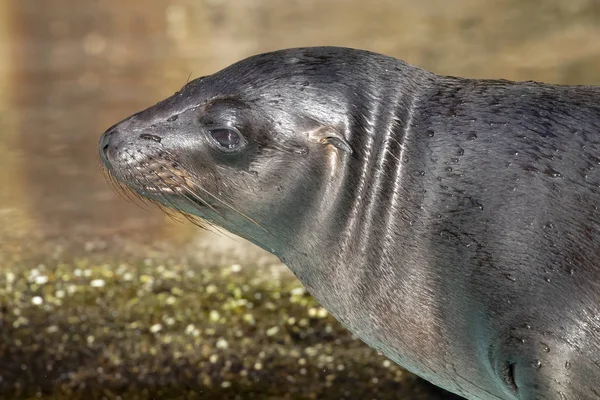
[100,128,117,158]
[139,133,162,143]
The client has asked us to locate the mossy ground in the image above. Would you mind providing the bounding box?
[0,255,458,400]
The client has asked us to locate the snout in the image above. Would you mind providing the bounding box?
[99,117,165,169]
[98,114,192,196]
[99,124,120,164]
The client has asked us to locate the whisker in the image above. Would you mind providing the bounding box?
[111,169,151,210]
[136,169,185,223]
[135,156,219,230]
[148,180,219,233]
[145,158,263,242]
[119,163,155,208]
[102,147,299,252]
[146,168,230,236]
[167,175,224,218]
[122,151,187,223]
[161,149,273,236]
[187,176,272,234]
[103,164,144,208]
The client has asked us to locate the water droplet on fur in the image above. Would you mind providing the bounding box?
[545,167,562,178]
[427,130,435,138]
[565,361,572,370]
[533,360,542,369]
[467,133,478,140]
[540,343,550,353]
[470,199,484,210]
[504,274,516,282]
[457,148,464,156]
[511,335,526,346]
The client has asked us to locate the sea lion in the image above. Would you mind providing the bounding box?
[99,46,600,400]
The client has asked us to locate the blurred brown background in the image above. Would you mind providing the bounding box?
[0,0,599,399]
[2,0,600,259]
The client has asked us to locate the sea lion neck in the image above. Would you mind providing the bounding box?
[286,70,437,256]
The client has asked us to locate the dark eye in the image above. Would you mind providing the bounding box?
[208,127,243,150]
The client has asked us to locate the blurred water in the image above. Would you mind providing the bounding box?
[1,0,600,258]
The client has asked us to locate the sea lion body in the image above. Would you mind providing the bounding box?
[99,47,600,400]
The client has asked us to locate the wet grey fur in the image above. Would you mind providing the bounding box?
[100,47,600,400]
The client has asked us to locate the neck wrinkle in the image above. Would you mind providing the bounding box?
[300,71,436,323]
[335,70,432,270]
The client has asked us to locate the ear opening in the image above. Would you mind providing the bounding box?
[308,127,353,155]
[321,136,353,154]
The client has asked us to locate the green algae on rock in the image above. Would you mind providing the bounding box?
[0,259,454,399]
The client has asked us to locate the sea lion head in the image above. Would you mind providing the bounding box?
[99,47,379,255]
